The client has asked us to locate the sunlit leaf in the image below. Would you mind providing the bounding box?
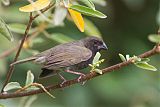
[0,17,14,41]
[63,0,69,7]
[79,0,95,10]
[126,55,130,61]
[19,0,51,12]
[25,70,34,86]
[1,0,10,6]
[69,5,107,18]
[50,33,74,43]
[68,8,85,32]
[148,34,160,43]
[84,18,101,37]
[119,53,126,62]
[53,6,67,26]
[134,62,157,71]
[94,69,103,74]
[3,82,22,92]
[93,52,101,64]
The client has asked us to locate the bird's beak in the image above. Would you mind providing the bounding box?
[99,42,108,50]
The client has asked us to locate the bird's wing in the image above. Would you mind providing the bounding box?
[43,45,92,69]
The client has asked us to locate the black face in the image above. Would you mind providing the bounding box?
[83,36,108,52]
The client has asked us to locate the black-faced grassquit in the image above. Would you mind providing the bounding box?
[11,36,108,84]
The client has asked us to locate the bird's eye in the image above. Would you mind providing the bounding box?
[94,41,98,45]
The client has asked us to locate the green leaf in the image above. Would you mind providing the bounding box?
[79,0,95,10]
[31,37,45,47]
[92,52,101,64]
[140,58,150,63]
[1,0,10,6]
[148,34,160,43]
[53,6,67,26]
[8,23,26,34]
[50,33,74,43]
[126,55,130,61]
[69,5,107,18]
[84,18,101,37]
[94,69,103,74]
[90,0,106,6]
[135,58,150,63]
[0,17,14,41]
[134,62,157,71]
[63,0,69,7]
[3,82,22,92]
[0,104,5,107]
[119,53,126,62]
[25,70,34,86]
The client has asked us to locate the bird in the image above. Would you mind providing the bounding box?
[11,36,108,85]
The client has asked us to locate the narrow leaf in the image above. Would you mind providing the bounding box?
[84,18,101,37]
[50,33,74,43]
[69,5,107,18]
[91,0,107,6]
[148,34,160,43]
[94,69,103,74]
[0,17,14,41]
[119,53,126,62]
[68,8,85,32]
[134,62,157,71]
[53,6,67,26]
[135,58,150,63]
[25,70,34,86]
[63,0,69,7]
[19,0,51,12]
[3,82,22,92]
[140,58,150,63]
[8,23,26,34]
[126,55,130,61]
[79,0,95,10]
[1,0,10,6]
[93,52,101,64]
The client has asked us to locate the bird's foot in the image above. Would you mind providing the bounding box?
[60,80,67,87]
[57,73,67,87]
[77,74,86,85]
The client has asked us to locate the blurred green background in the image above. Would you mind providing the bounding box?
[0,0,160,107]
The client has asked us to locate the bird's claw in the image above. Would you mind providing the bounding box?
[77,74,86,85]
[60,80,67,87]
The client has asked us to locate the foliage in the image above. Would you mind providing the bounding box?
[0,0,160,107]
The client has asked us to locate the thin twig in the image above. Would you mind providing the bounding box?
[0,46,159,99]
[33,3,55,19]
[1,13,34,92]
[1,2,55,92]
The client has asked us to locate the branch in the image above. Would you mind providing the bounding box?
[0,45,159,99]
[1,2,55,92]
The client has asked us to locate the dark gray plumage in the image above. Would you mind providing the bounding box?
[11,36,108,83]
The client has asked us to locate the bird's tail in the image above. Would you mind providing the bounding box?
[10,57,37,66]
[39,68,58,79]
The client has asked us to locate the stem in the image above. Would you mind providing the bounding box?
[1,2,55,93]
[1,13,34,93]
[0,46,159,99]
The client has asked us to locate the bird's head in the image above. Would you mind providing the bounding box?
[82,36,108,53]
